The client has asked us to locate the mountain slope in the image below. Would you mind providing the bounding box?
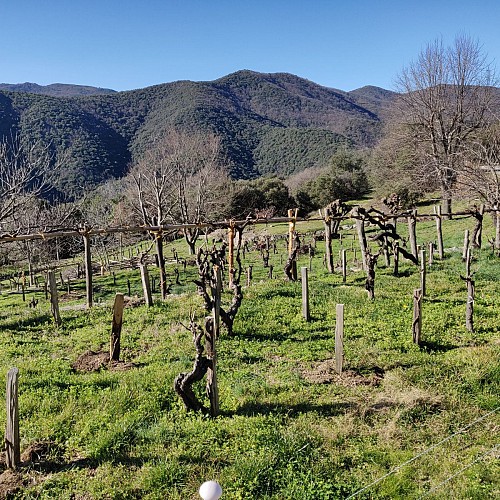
[0,82,116,97]
[0,71,395,197]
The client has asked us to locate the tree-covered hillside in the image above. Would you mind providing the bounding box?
[0,71,394,198]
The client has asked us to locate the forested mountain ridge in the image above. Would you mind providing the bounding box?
[0,71,397,198]
[0,82,117,97]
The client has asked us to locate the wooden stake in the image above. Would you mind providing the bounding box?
[301,267,310,321]
[48,270,61,326]
[412,288,422,345]
[435,205,444,259]
[428,242,434,266]
[420,248,426,296]
[352,208,368,271]
[465,248,475,333]
[140,263,153,307]
[110,293,124,361]
[462,229,470,262]
[341,249,347,283]
[83,232,93,308]
[408,209,418,264]
[5,367,20,470]
[335,304,344,374]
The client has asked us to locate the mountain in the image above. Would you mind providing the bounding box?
[0,71,396,198]
[0,82,116,97]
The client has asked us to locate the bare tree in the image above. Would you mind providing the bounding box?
[127,128,229,298]
[394,35,497,216]
[459,124,500,206]
[0,134,62,227]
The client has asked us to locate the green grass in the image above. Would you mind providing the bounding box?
[0,213,498,499]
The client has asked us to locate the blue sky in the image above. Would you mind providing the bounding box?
[1,0,499,92]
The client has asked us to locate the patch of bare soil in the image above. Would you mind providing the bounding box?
[123,295,145,308]
[71,350,136,372]
[60,290,85,303]
[301,359,384,386]
[0,441,65,498]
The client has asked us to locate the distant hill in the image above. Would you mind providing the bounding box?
[0,82,116,97]
[0,71,397,198]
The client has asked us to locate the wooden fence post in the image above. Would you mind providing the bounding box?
[428,242,434,266]
[435,205,444,259]
[48,270,61,326]
[464,248,475,333]
[420,247,426,296]
[393,240,399,276]
[412,288,422,345]
[5,367,20,469]
[335,304,344,374]
[83,231,93,308]
[110,293,125,361]
[301,267,310,321]
[341,249,347,283]
[140,263,153,307]
[352,208,368,271]
[408,209,418,264]
[462,229,470,262]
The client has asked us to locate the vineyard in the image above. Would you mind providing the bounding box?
[0,203,498,499]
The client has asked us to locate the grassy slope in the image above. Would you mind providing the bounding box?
[0,212,498,499]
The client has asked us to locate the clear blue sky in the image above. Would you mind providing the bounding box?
[1,0,499,92]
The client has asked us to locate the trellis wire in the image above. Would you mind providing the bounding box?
[345,406,500,499]
[417,444,499,499]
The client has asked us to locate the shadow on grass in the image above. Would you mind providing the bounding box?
[0,313,54,332]
[419,340,461,353]
[230,400,355,418]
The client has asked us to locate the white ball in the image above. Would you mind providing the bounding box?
[199,480,223,500]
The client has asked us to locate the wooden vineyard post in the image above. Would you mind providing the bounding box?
[352,208,368,271]
[207,266,221,417]
[48,270,61,326]
[82,229,93,308]
[462,229,470,261]
[246,266,253,287]
[320,208,334,273]
[472,204,485,249]
[408,209,418,264]
[301,267,310,321]
[288,209,298,281]
[428,242,434,266]
[110,293,124,361]
[435,205,444,259]
[464,248,475,333]
[335,304,344,374]
[140,263,153,307]
[420,247,426,296]
[341,249,347,283]
[228,222,235,288]
[268,265,273,279]
[5,367,20,469]
[412,288,422,345]
[21,274,25,302]
[393,240,399,276]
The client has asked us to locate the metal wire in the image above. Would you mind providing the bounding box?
[345,406,500,499]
